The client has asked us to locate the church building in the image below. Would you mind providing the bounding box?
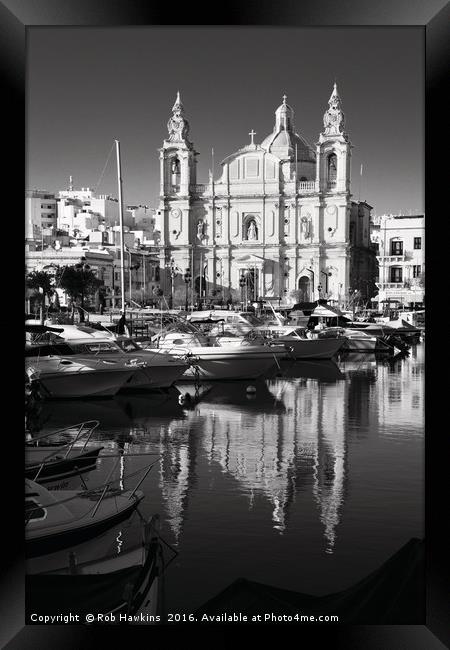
[155,85,376,307]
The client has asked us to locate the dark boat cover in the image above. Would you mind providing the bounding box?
[26,566,142,615]
[195,538,424,624]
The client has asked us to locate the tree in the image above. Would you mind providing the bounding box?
[26,270,54,324]
[56,264,102,321]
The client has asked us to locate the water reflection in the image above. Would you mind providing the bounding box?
[26,345,424,608]
[158,427,198,544]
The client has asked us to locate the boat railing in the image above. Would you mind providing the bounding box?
[27,420,100,449]
[26,456,162,523]
[27,420,100,481]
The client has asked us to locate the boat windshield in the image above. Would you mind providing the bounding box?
[240,313,264,326]
[25,343,76,357]
[115,338,141,352]
[69,342,121,354]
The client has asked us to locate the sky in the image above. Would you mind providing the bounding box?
[26,27,424,216]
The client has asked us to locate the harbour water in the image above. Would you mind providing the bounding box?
[26,343,424,615]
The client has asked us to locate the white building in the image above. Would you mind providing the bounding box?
[57,180,122,235]
[371,213,425,307]
[155,88,376,307]
[25,190,57,240]
[126,204,155,235]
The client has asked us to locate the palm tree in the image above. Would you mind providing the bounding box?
[26,270,54,324]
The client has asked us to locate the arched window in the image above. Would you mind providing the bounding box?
[298,276,311,302]
[327,153,337,184]
[299,176,308,182]
[171,157,180,188]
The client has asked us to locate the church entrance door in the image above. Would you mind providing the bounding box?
[298,276,311,302]
[245,269,258,303]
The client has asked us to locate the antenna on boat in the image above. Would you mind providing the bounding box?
[115,140,126,311]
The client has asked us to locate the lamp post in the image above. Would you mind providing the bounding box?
[125,248,140,306]
[321,270,332,297]
[184,268,191,312]
[141,250,146,306]
[169,258,177,309]
[125,249,132,306]
[307,265,315,302]
[239,273,246,308]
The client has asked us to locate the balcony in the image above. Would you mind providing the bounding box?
[376,255,405,264]
[378,282,404,289]
[297,181,316,194]
[189,184,207,194]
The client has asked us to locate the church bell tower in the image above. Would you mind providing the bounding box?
[158,92,198,246]
[316,83,352,194]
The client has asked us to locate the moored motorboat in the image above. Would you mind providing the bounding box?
[27,324,188,391]
[153,336,286,381]
[317,327,378,352]
[25,478,145,557]
[188,310,344,360]
[25,420,103,483]
[26,514,165,620]
[25,356,138,399]
[148,327,287,381]
[274,331,346,359]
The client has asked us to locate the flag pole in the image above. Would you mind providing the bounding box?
[115,140,126,311]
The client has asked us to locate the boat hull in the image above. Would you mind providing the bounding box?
[119,362,187,391]
[26,490,144,558]
[162,346,285,381]
[35,369,136,398]
[25,536,164,618]
[25,447,103,483]
[278,337,345,360]
[343,337,377,352]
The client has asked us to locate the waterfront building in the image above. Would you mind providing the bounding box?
[25,190,57,241]
[155,87,377,307]
[25,241,160,310]
[371,213,425,307]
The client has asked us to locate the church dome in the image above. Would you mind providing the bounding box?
[260,95,316,163]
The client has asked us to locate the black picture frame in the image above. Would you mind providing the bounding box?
[4,1,447,647]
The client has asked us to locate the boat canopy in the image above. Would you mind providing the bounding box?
[25,324,64,334]
[312,304,348,318]
[188,311,227,323]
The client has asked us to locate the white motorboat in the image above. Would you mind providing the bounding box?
[147,324,287,381]
[27,324,188,391]
[25,355,138,399]
[270,328,346,359]
[25,478,145,557]
[26,514,165,619]
[189,310,345,359]
[317,327,378,352]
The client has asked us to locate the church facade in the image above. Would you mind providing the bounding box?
[155,86,376,307]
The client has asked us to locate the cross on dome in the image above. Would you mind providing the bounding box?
[249,129,256,145]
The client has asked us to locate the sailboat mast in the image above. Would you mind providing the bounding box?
[115,140,126,310]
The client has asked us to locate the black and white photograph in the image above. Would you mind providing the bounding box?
[2,1,446,645]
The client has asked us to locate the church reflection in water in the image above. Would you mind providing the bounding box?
[152,360,390,554]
